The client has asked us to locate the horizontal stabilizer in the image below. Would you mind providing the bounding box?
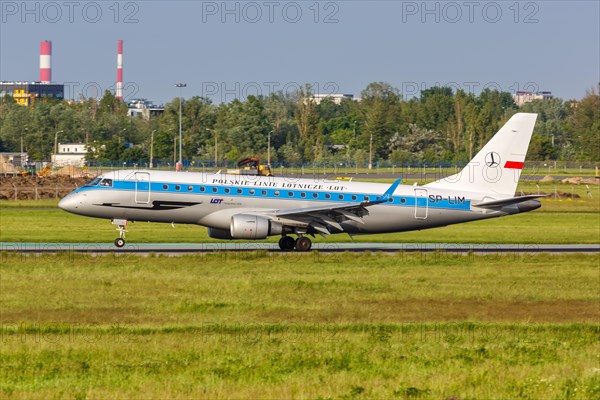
[473,195,545,209]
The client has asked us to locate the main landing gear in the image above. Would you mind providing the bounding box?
[278,235,312,252]
[112,219,128,248]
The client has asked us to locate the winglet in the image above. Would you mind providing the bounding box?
[367,178,402,205]
[383,178,402,199]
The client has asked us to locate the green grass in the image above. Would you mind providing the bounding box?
[2,253,598,325]
[2,324,598,399]
[1,253,598,399]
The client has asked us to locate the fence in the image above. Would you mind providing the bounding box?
[80,159,599,175]
[0,185,79,201]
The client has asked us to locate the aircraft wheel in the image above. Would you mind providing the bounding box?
[279,236,296,251]
[295,236,312,252]
[114,238,125,248]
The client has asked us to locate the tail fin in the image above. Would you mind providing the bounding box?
[426,113,538,197]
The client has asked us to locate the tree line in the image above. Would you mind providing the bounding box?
[0,82,597,165]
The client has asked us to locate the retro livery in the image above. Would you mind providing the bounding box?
[59,113,542,251]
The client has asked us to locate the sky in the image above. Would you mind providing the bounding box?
[1,1,598,104]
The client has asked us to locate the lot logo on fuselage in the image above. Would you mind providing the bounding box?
[210,198,224,204]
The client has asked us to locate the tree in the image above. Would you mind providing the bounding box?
[360,82,401,159]
[567,84,600,161]
[295,84,319,160]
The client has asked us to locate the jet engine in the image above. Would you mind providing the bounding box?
[230,214,282,240]
[207,227,233,240]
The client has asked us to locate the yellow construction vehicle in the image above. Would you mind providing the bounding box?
[38,164,52,176]
[18,163,51,177]
[227,157,272,176]
[18,164,37,176]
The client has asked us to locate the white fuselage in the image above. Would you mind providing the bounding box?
[59,169,534,238]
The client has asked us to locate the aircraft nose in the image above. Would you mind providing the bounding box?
[58,194,81,213]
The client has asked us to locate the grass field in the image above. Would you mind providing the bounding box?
[1,253,599,399]
[1,176,598,398]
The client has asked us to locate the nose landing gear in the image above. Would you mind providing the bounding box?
[112,219,128,248]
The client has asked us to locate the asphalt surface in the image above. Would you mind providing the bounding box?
[1,242,598,254]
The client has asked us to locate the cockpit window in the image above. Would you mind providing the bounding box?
[85,177,102,187]
[99,179,113,187]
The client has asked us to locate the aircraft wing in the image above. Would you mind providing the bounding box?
[266,178,402,236]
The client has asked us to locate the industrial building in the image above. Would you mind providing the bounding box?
[0,82,65,106]
[127,99,165,120]
[311,93,354,105]
[0,40,64,106]
[52,143,87,167]
[513,91,554,106]
[1,39,125,107]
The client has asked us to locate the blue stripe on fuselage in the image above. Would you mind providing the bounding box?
[75,180,471,211]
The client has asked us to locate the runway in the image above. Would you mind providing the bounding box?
[1,242,598,254]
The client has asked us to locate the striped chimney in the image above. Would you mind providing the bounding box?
[40,40,52,83]
[116,40,123,100]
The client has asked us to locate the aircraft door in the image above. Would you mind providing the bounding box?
[135,172,151,204]
[414,188,428,219]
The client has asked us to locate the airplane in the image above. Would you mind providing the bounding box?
[59,113,542,251]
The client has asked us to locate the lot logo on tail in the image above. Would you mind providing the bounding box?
[485,152,501,167]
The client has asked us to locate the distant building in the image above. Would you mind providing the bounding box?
[52,143,87,166]
[311,93,354,105]
[513,91,554,106]
[0,152,28,167]
[0,82,64,106]
[127,98,165,120]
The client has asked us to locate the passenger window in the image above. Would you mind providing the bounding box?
[388,198,394,202]
[288,192,294,197]
[261,190,267,196]
[401,198,406,204]
[250,189,255,195]
[212,187,218,193]
[200,187,206,192]
[225,188,230,194]
[237,189,242,194]
[325,194,331,199]
[188,186,193,191]
[301,192,306,198]
[175,185,181,191]
[338,194,344,200]
[352,195,357,201]
[364,196,370,202]
[163,184,168,190]
[313,193,318,198]
[274,191,280,196]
